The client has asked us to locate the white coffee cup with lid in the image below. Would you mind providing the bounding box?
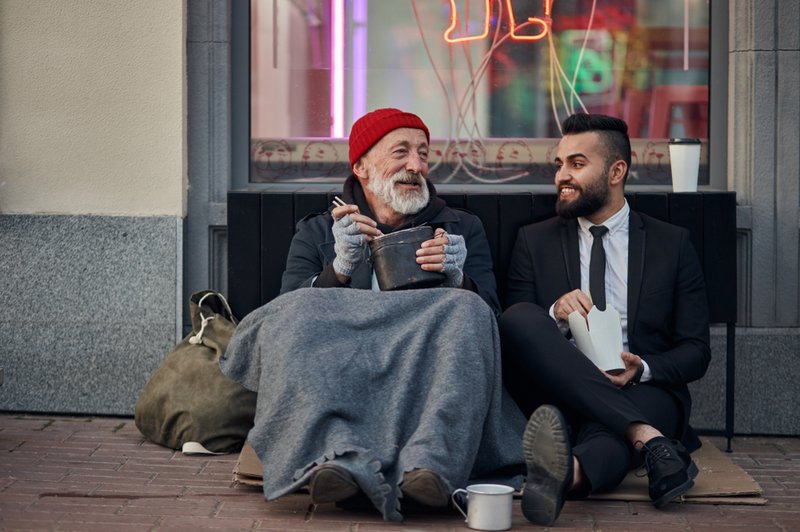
[668,138,702,192]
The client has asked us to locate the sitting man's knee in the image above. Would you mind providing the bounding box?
[499,302,553,332]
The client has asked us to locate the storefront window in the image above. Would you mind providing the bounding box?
[250,0,710,185]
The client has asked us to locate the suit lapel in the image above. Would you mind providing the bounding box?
[560,219,581,290]
[627,211,645,340]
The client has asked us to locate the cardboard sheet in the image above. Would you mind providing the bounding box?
[588,438,767,505]
[233,440,264,487]
[233,438,766,505]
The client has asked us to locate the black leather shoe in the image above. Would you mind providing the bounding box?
[400,468,449,507]
[308,463,360,503]
[641,436,699,508]
[521,405,573,526]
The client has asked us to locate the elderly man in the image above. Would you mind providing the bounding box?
[500,113,710,526]
[221,108,525,522]
[280,107,499,311]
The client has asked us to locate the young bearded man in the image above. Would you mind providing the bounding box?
[500,113,710,526]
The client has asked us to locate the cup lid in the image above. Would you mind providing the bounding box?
[668,138,701,144]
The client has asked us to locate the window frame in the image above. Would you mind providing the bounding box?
[231,0,728,192]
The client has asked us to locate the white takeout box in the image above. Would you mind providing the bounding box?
[568,306,624,373]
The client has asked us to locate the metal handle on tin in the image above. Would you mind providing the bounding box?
[451,488,468,521]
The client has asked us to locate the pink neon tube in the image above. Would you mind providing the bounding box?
[331,0,345,137]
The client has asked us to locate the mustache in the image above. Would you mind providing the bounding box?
[390,171,425,186]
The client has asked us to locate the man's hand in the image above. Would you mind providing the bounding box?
[417,228,466,287]
[604,352,643,388]
[331,204,382,281]
[553,289,594,322]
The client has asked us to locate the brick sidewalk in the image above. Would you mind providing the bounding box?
[1,414,798,531]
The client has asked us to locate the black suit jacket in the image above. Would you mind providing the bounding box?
[506,210,711,441]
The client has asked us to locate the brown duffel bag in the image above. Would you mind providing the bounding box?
[135,290,256,453]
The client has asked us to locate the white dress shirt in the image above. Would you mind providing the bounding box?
[550,200,652,381]
[577,201,630,350]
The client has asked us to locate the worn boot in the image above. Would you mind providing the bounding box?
[520,405,573,526]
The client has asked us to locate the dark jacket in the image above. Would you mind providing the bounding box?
[280,176,500,314]
[506,209,711,448]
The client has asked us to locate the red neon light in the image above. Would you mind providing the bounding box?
[444,0,554,44]
[507,0,553,41]
[444,0,491,44]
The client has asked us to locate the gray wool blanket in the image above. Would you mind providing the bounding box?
[220,287,527,521]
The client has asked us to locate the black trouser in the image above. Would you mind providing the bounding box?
[499,302,682,494]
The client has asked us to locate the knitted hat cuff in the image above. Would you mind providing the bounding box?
[348,108,430,168]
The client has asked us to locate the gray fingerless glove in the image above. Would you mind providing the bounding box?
[332,215,366,277]
[442,233,467,287]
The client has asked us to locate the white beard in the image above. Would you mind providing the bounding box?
[367,166,430,215]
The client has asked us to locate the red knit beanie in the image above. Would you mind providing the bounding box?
[348,108,430,169]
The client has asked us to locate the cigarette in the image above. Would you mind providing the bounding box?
[332,196,347,208]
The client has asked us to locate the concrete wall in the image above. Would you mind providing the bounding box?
[0,0,185,414]
[0,0,186,216]
[720,1,800,435]
[729,1,800,329]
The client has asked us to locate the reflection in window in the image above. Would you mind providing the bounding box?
[250,0,710,185]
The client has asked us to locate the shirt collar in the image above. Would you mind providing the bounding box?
[577,200,630,236]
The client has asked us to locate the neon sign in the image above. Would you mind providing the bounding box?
[444,0,554,44]
[507,0,553,41]
[444,0,491,43]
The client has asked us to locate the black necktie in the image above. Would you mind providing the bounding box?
[589,225,609,311]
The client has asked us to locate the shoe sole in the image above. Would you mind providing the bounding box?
[652,461,699,509]
[309,466,360,504]
[401,469,449,508]
[521,405,572,526]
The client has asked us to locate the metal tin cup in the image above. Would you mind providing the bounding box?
[668,138,702,192]
[369,225,446,291]
[452,484,514,531]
